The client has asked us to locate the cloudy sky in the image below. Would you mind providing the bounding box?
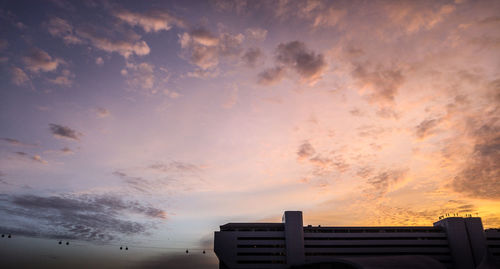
[0,0,499,267]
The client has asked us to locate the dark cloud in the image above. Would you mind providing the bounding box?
[0,39,7,50]
[357,166,374,179]
[0,171,6,185]
[349,108,365,117]
[149,161,202,174]
[415,118,442,139]
[452,127,500,199]
[113,170,149,193]
[375,107,400,119]
[297,141,349,180]
[351,63,405,105]
[309,155,349,175]
[297,141,315,160]
[241,47,263,67]
[49,124,82,141]
[1,137,36,147]
[0,194,166,242]
[218,32,244,57]
[357,125,388,139]
[478,16,500,25]
[114,161,206,194]
[257,66,285,85]
[274,41,327,82]
[488,79,500,103]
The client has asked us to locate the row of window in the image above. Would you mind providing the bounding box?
[304,228,442,233]
[304,244,449,248]
[237,260,285,264]
[222,228,284,232]
[304,236,447,240]
[238,237,285,240]
[237,252,286,256]
[238,244,285,248]
[304,252,452,256]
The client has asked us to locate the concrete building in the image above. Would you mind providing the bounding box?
[214,211,500,269]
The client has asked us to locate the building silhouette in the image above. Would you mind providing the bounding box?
[214,211,500,269]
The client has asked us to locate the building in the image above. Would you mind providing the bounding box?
[214,211,500,269]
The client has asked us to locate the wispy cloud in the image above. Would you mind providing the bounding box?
[296,141,349,180]
[351,63,405,106]
[47,16,150,59]
[1,137,37,147]
[384,1,456,34]
[23,48,62,73]
[364,168,408,199]
[14,151,48,164]
[415,117,442,139]
[113,9,187,32]
[46,17,82,44]
[179,27,244,70]
[48,69,74,86]
[149,161,203,174]
[76,28,150,59]
[121,62,156,91]
[113,160,206,194]
[10,67,30,86]
[245,27,267,42]
[95,107,110,118]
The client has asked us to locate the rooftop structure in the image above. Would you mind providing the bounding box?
[214,211,500,269]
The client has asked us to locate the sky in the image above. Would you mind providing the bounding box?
[0,0,499,268]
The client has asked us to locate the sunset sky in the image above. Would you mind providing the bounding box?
[0,0,499,268]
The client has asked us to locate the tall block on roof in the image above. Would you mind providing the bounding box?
[433,217,475,269]
[282,211,305,266]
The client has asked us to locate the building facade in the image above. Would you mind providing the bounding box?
[214,211,500,269]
